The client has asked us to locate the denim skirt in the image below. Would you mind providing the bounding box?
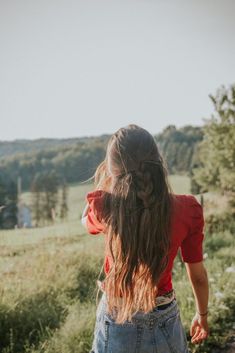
[90,292,189,353]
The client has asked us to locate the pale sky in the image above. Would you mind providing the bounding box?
[0,0,234,141]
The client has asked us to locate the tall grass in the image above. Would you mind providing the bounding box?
[0,176,234,352]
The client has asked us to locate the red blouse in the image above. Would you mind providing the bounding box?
[85,190,204,296]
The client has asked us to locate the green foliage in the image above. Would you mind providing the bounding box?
[31,303,97,353]
[0,175,18,229]
[0,202,234,353]
[205,212,235,234]
[31,171,60,226]
[0,291,66,352]
[193,84,235,194]
[0,136,110,160]
[0,136,109,191]
[60,181,69,220]
[0,128,201,192]
[66,259,103,303]
[155,125,203,174]
[0,241,103,353]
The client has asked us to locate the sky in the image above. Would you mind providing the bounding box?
[0,0,235,141]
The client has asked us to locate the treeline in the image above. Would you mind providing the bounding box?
[0,136,109,191]
[155,125,203,174]
[0,176,17,229]
[0,136,101,159]
[0,127,203,191]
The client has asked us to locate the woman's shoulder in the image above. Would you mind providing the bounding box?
[86,189,111,220]
[86,189,106,201]
[172,193,202,208]
[171,194,203,224]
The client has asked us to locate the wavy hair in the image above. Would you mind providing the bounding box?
[94,124,173,324]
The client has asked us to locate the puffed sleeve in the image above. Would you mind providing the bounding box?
[180,195,205,263]
[85,190,105,235]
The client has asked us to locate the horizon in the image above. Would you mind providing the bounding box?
[0,122,204,143]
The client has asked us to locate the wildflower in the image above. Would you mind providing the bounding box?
[218,304,229,311]
[187,297,194,302]
[225,266,235,273]
[214,291,224,299]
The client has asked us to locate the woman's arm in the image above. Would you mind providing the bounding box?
[185,261,209,344]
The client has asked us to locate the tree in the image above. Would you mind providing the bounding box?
[60,179,68,220]
[0,174,18,229]
[0,175,6,228]
[31,171,59,226]
[192,84,235,195]
[31,173,44,226]
[42,171,59,223]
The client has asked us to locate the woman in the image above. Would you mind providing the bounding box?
[81,124,209,353]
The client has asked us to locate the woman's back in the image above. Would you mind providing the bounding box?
[85,190,204,296]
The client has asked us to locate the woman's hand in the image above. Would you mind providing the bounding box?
[190,313,209,344]
[81,203,90,228]
[82,203,90,218]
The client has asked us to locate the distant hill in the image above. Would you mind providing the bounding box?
[0,135,110,159]
[0,126,203,191]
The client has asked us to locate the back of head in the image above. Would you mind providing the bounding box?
[95,124,173,323]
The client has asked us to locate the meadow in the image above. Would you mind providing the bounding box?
[0,175,234,353]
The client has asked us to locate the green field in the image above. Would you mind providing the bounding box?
[0,175,234,353]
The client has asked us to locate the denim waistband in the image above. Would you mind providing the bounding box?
[99,291,179,325]
[97,283,175,307]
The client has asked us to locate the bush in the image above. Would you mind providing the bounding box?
[0,290,66,353]
[66,257,103,303]
[30,302,97,353]
[205,212,235,234]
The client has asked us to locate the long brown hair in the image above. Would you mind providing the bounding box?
[94,124,173,324]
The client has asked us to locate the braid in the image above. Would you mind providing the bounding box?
[134,162,156,209]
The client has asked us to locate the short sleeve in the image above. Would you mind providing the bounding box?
[85,190,105,235]
[180,195,205,263]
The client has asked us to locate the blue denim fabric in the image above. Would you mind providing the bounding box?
[90,292,189,353]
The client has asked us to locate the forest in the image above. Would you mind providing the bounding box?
[0,125,203,190]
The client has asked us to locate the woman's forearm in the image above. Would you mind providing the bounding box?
[190,269,209,315]
[186,263,210,343]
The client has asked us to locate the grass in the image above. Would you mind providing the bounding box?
[0,174,234,353]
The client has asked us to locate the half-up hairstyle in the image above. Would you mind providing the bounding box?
[94,124,173,324]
